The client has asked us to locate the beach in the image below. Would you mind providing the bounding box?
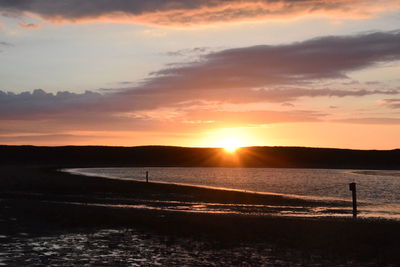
[1,165,400,265]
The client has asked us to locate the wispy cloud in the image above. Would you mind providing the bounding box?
[0,41,13,46]
[184,109,326,126]
[0,133,103,144]
[0,0,398,26]
[165,47,213,57]
[334,117,400,124]
[381,98,400,109]
[0,40,13,53]
[18,20,41,29]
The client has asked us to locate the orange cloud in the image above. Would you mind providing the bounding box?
[0,0,398,26]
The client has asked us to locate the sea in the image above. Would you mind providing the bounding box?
[64,167,400,220]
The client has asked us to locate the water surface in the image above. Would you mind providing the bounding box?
[65,167,400,220]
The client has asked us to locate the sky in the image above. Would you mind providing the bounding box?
[0,0,400,149]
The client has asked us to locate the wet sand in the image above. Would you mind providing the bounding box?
[1,165,400,265]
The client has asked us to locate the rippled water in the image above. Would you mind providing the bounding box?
[65,167,400,220]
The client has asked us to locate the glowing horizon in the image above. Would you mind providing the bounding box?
[0,1,399,149]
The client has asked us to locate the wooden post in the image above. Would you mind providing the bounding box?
[349,182,357,218]
[146,171,149,183]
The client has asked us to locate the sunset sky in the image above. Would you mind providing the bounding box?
[1,0,400,149]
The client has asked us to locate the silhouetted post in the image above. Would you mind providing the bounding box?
[146,171,149,183]
[349,182,357,218]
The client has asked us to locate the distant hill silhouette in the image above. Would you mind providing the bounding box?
[0,145,399,169]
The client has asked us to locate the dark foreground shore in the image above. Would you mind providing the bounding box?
[1,165,400,266]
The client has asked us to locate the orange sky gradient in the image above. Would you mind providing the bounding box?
[0,0,399,149]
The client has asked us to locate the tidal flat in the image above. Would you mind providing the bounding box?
[1,165,400,266]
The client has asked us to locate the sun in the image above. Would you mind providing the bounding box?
[199,127,256,152]
[221,138,242,153]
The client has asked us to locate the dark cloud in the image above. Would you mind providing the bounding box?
[152,31,400,87]
[0,0,397,26]
[0,89,103,119]
[1,31,400,124]
[111,31,400,109]
[1,88,396,121]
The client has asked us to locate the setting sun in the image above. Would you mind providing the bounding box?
[198,127,261,151]
[221,138,242,153]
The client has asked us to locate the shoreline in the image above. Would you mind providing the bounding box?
[352,170,400,177]
[62,167,354,206]
[1,165,400,264]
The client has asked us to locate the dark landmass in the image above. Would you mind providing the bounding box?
[1,145,400,169]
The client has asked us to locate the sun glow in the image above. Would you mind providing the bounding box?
[198,127,268,151]
[221,138,242,153]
